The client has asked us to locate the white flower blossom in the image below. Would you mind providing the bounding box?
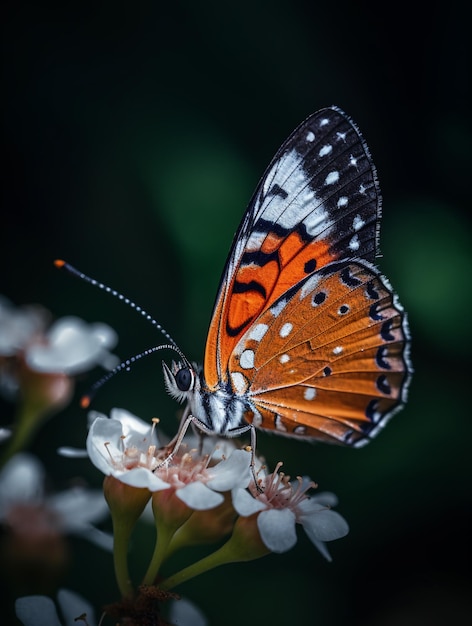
[156,444,252,511]
[0,296,46,357]
[87,408,252,509]
[0,453,112,551]
[232,463,349,560]
[26,316,119,374]
[86,408,170,491]
[0,296,119,403]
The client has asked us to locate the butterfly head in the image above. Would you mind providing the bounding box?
[162,359,200,404]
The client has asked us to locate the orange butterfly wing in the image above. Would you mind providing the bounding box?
[227,261,409,446]
[203,106,411,445]
[204,107,380,390]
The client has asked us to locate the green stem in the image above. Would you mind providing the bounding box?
[160,536,245,590]
[160,515,271,590]
[112,515,136,598]
[142,520,176,586]
[0,405,43,468]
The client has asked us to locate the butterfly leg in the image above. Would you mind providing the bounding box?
[155,410,232,468]
[225,423,262,492]
[156,413,261,491]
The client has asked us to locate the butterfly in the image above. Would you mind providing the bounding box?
[161,106,412,449]
[58,106,411,452]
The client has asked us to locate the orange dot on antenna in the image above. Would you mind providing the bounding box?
[54,259,66,268]
[80,396,91,409]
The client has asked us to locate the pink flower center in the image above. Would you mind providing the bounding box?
[250,462,317,510]
[155,450,213,488]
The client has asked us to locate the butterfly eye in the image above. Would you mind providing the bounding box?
[175,367,193,391]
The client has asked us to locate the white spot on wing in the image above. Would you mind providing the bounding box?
[300,274,322,299]
[280,322,293,338]
[279,354,290,364]
[349,154,358,167]
[249,323,269,341]
[349,234,360,251]
[294,425,307,435]
[353,214,365,231]
[231,372,249,394]
[319,144,332,157]
[275,415,288,432]
[333,346,343,355]
[304,387,316,400]
[337,196,348,208]
[325,171,339,185]
[306,131,315,142]
[271,299,286,318]
[240,349,255,369]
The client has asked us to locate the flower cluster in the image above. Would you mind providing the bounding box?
[0,296,118,464]
[1,294,350,626]
[82,408,348,601]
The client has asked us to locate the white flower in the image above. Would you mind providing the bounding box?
[155,444,252,511]
[87,408,252,509]
[26,316,118,374]
[86,408,170,491]
[15,589,96,626]
[0,296,46,357]
[0,296,118,375]
[232,463,349,560]
[0,453,112,551]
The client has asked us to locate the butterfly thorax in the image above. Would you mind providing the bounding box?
[162,360,252,436]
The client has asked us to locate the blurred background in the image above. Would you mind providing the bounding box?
[2,1,471,624]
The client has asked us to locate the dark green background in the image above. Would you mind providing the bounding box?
[2,2,471,625]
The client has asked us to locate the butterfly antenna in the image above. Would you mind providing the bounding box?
[54,259,192,405]
[80,343,182,408]
[54,259,182,350]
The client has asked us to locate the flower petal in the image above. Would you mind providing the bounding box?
[88,322,118,349]
[310,491,339,508]
[0,453,45,514]
[74,525,114,552]
[296,492,340,516]
[115,467,170,491]
[86,417,124,474]
[57,447,89,458]
[168,597,208,626]
[26,317,117,374]
[206,449,251,491]
[0,297,45,356]
[232,487,266,516]
[15,595,62,626]
[257,508,297,553]
[310,538,333,561]
[300,509,349,543]
[176,481,224,510]
[0,427,12,443]
[57,588,96,626]
[47,488,108,527]
[109,408,160,447]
